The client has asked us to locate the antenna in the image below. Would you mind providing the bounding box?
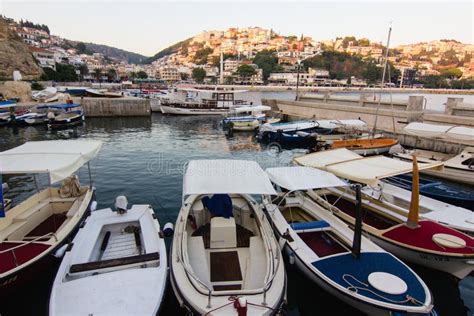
[373,22,393,135]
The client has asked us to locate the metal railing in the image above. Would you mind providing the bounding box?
[0,232,57,268]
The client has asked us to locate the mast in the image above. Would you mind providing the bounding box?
[372,24,392,134]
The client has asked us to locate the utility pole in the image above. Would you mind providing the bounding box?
[219,49,224,85]
[295,55,301,101]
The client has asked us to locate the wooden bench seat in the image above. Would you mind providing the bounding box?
[14,201,50,221]
[69,252,160,274]
[0,220,28,241]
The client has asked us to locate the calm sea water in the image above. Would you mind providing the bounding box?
[0,112,472,315]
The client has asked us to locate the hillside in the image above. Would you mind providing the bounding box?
[0,18,42,80]
[145,38,192,63]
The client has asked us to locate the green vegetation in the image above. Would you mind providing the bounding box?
[440,68,462,79]
[31,82,44,90]
[40,64,78,82]
[438,49,460,66]
[192,68,206,83]
[19,19,50,34]
[136,70,148,79]
[252,50,282,80]
[93,68,102,81]
[107,68,117,81]
[193,47,213,65]
[235,64,256,79]
[146,38,192,63]
[210,53,237,67]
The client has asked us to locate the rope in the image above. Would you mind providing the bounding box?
[342,274,425,306]
[203,296,278,315]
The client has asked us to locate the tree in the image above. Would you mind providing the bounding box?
[253,50,279,80]
[235,64,256,79]
[193,47,213,65]
[39,64,78,82]
[136,71,148,79]
[76,42,88,55]
[93,68,102,82]
[107,68,117,81]
[78,64,89,77]
[440,68,463,79]
[180,73,189,81]
[192,68,206,83]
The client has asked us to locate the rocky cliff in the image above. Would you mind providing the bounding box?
[0,18,42,80]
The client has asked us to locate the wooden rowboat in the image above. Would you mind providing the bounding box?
[330,138,398,156]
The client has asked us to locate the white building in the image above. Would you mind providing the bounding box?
[29,47,56,70]
[159,67,180,82]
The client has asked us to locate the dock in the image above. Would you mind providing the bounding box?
[73,97,151,117]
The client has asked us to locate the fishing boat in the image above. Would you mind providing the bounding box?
[257,119,366,145]
[160,88,253,115]
[222,105,273,131]
[170,160,286,315]
[295,148,474,279]
[32,87,58,103]
[0,140,102,295]
[383,174,474,211]
[362,180,474,235]
[263,166,434,315]
[327,138,399,156]
[47,103,85,130]
[50,195,167,315]
[392,147,474,186]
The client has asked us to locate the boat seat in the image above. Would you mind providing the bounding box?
[66,199,82,217]
[0,220,27,241]
[291,220,330,233]
[14,201,50,221]
[243,237,266,290]
[210,217,237,249]
[188,236,211,288]
[69,252,160,274]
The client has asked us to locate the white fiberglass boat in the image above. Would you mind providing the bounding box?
[50,196,167,315]
[170,160,286,315]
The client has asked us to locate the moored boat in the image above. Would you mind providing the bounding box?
[170,160,286,315]
[50,195,167,315]
[295,148,474,279]
[263,166,434,315]
[47,103,85,130]
[0,140,102,295]
[222,105,272,131]
[329,138,398,156]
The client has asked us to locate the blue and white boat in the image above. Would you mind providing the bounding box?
[46,103,85,130]
[222,105,274,131]
[263,166,434,315]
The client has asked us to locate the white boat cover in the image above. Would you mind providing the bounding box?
[260,119,366,133]
[266,166,347,191]
[232,105,271,113]
[404,122,474,141]
[294,148,443,186]
[316,119,367,129]
[0,140,102,183]
[183,160,276,196]
[178,87,248,93]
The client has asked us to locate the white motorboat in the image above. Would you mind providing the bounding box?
[263,166,433,315]
[362,181,474,235]
[222,105,274,131]
[170,160,286,315]
[0,140,101,296]
[50,196,167,316]
[32,87,58,103]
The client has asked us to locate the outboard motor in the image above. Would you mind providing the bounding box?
[115,195,128,215]
[163,222,174,237]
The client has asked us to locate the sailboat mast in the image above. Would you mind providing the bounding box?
[372,25,392,134]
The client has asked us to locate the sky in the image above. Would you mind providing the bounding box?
[1,1,472,57]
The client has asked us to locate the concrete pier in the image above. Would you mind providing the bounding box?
[74,97,151,117]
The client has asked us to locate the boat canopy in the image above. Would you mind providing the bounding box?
[232,105,271,113]
[316,119,367,129]
[0,140,102,183]
[183,160,276,196]
[266,166,347,191]
[404,122,474,142]
[178,87,248,94]
[294,148,443,186]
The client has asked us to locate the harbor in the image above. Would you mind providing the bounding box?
[0,109,473,315]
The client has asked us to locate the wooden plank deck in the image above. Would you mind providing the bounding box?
[192,222,254,248]
[210,251,242,282]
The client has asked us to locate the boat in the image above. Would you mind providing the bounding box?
[57,86,89,97]
[295,148,474,279]
[0,140,102,295]
[391,147,474,186]
[328,138,399,156]
[160,88,254,115]
[222,105,273,131]
[50,195,167,315]
[257,119,367,145]
[362,180,474,235]
[47,103,85,130]
[403,122,474,144]
[170,160,286,315]
[263,166,434,315]
[32,87,58,103]
[383,174,474,211]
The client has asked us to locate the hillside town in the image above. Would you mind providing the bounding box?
[5,17,474,88]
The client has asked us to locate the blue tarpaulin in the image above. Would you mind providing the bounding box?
[202,194,233,218]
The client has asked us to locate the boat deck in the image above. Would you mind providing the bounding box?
[25,214,67,239]
[192,223,254,248]
[0,242,50,273]
[325,195,397,230]
[299,231,348,258]
[210,251,242,283]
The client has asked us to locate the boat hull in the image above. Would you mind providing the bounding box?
[370,234,474,279]
[161,105,229,115]
[0,192,94,296]
[47,114,85,130]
